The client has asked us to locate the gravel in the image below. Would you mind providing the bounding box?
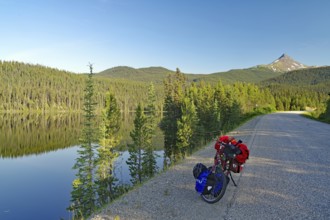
[90,113,330,220]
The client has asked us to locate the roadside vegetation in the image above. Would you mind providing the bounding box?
[65,66,275,219]
[320,97,330,123]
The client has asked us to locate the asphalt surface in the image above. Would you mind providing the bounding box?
[90,112,330,220]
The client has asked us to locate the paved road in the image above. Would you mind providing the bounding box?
[91,113,330,220]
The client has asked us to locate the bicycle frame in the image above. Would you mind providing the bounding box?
[213,142,241,186]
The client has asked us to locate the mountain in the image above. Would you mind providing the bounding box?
[191,66,282,85]
[97,54,311,84]
[260,66,330,89]
[96,65,283,85]
[263,53,308,72]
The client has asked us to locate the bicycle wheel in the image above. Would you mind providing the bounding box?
[201,166,227,204]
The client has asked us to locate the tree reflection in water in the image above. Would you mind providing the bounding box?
[0,113,82,158]
[0,112,164,219]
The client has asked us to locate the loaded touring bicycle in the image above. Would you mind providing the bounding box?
[193,136,249,203]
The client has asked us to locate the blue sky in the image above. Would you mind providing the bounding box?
[1,0,329,74]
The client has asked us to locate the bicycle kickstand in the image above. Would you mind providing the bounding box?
[229,172,237,187]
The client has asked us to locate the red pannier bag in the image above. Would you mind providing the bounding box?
[214,136,250,173]
[235,143,249,164]
[229,159,244,173]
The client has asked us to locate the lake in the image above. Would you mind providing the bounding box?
[0,113,164,220]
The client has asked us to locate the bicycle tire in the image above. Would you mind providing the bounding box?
[201,166,227,204]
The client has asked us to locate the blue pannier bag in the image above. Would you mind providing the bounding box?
[195,169,210,194]
[212,172,224,195]
[195,168,224,195]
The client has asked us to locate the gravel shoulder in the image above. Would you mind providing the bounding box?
[90,113,330,220]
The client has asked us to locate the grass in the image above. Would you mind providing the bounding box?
[301,111,330,124]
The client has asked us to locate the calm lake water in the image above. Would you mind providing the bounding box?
[0,113,164,220]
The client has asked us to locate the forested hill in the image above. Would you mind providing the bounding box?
[97,66,209,84]
[97,65,283,84]
[259,66,330,111]
[193,66,282,84]
[97,66,178,84]
[0,61,164,112]
[261,66,330,86]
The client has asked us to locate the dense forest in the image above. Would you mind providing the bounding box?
[0,61,164,113]
[0,60,329,121]
[260,66,330,116]
[159,68,277,163]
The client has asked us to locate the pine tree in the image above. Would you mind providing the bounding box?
[176,96,198,157]
[193,82,221,142]
[228,100,243,129]
[144,82,157,130]
[160,68,187,163]
[126,142,139,184]
[127,103,148,184]
[142,83,158,178]
[69,64,98,218]
[95,92,121,205]
[320,95,330,122]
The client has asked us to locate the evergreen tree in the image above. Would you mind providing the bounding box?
[228,100,243,129]
[160,68,187,163]
[142,83,158,178]
[69,64,98,218]
[193,82,221,142]
[144,82,157,129]
[160,94,176,166]
[209,99,221,137]
[126,142,139,184]
[127,104,148,184]
[320,95,330,122]
[95,92,121,205]
[219,89,235,133]
[177,96,199,157]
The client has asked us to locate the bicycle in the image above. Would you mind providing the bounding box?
[199,140,245,204]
